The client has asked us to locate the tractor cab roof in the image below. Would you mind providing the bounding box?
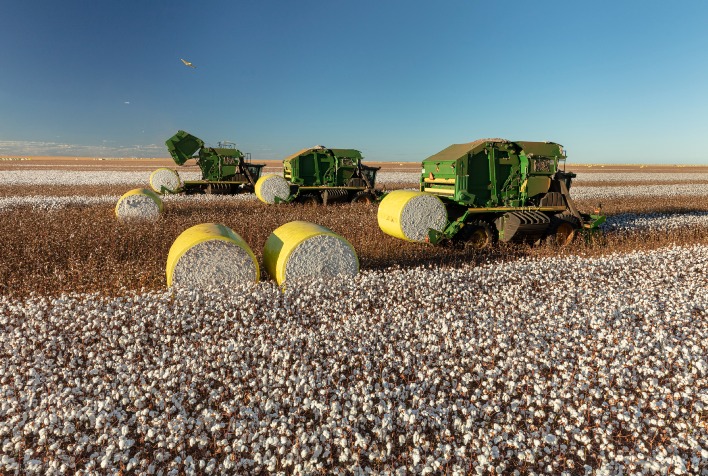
[283,146,363,163]
[424,139,565,162]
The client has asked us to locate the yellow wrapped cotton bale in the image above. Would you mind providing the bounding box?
[115,188,163,222]
[149,167,182,194]
[166,223,259,288]
[255,174,291,204]
[263,221,359,286]
[377,190,447,242]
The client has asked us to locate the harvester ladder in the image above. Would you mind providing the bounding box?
[559,179,582,221]
[242,160,256,186]
[358,162,373,190]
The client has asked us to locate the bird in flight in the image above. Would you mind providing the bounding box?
[180,58,196,68]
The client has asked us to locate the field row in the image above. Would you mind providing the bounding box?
[1,245,705,474]
[1,197,707,298]
[2,193,708,233]
[3,170,708,187]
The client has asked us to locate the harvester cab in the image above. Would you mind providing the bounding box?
[163,130,265,194]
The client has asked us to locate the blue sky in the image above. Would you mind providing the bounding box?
[1,0,706,163]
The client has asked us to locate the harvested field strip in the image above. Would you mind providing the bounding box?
[573,172,708,182]
[0,169,413,186]
[0,170,196,186]
[574,196,708,214]
[572,183,708,199]
[1,202,707,298]
[0,193,258,211]
[0,185,131,197]
[604,211,708,231]
[0,245,705,474]
[5,167,708,193]
[0,195,117,211]
[2,191,707,217]
[578,179,708,187]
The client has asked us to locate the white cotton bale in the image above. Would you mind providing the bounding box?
[166,223,259,288]
[255,174,291,204]
[263,221,359,286]
[149,167,182,194]
[114,188,163,222]
[377,190,448,242]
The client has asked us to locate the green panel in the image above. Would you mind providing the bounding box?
[330,149,363,161]
[516,141,565,160]
[297,153,317,185]
[197,150,219,180]
[212,147,243,159]
[318,154,335,186]
[336,165,356,183]
[165,130,204,165]
[467,151,491,205]
[526,176,551,197]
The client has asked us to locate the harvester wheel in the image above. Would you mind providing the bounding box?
[299,194,322,206]
[457,220,496,250]
[351,191,375,204]
[545,214,580,246]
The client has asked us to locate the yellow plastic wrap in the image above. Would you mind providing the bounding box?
[377,190,447,242]
[114,188,163,220]
[263,221,358,286]
[166,223,259,287]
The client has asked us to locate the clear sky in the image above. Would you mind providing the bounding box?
[1,0,707,163]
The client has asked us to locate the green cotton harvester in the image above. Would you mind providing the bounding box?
[161,130,266,194]
[256,146,381,205]
[418,139,604,246]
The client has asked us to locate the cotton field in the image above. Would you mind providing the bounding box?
[572,184,708,200]
[1,162,707,474]
[572,172,708,183]
[1,247,706,474]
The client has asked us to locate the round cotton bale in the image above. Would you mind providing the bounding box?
[114,188,163,222]
[166,223,259,288]
[263,221,359,286]
[377,190,448,242]
[255,174,291,204]
[149,167,182,194]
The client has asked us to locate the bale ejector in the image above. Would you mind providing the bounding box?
[259,146,381,205]
[162,130,265,194]
[420,139,604,246]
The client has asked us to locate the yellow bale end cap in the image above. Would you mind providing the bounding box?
[263,220,359,286]
[115,188,164,221]
[377,190,447,242]
[166,223,260,288]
